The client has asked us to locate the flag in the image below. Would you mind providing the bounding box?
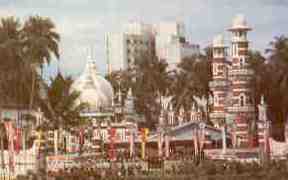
[193,129,199,155]
[129,129,134,158]
[14,127,22,154]
[4,121,15,172]
[158,132,163,158]
[164,135,170,158]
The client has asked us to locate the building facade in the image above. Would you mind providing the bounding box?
[210,15,255,148]
[105,22,155,73]
[155,22,200,70]
[106,22,200,73]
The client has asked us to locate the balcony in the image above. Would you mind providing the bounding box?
[209,112,226,119]
[227,106,255,113]
[230,68,254,76]
[209,80,230,88]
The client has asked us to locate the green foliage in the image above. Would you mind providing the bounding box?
[107,52,212,129]
[248,36,288,140]
[107,54,171,129]
[40,73,88,130]
[171,54,211,111]
[0,15,60,109]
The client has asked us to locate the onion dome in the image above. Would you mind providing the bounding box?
[228,14,252,31]
[71,56,114,111]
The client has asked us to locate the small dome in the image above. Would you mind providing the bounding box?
[71,57,114,111]
[229,14,251,31]
[213,34,226,48]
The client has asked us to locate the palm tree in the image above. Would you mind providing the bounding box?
[0,17,25,106]
[22,15,60,111]
[132,54,171,129]
[172,54,212,112]
[40,73,88,154]
[265,36,288,140]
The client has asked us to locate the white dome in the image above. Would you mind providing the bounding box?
[213,34,225,48]
[71,57,114,111]
[229,14,251,31]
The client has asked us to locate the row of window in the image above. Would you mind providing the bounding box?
[126,39,150,46]
[213,93,252,107]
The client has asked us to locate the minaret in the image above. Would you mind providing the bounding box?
[168,103,175,126]
[190,103,197,122]
[209,34,229,127]
[124,88,135,114]
[257,95,267,147]
[227,14,255,148]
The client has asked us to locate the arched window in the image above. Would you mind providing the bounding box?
[214,95,218,105]
[240,95,245,107]
[240,58,244,67]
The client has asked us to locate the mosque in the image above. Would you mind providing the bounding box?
[70,54,139,157]
[64,14,275,160]
[209,14,257,148]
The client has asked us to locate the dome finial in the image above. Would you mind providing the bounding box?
[228,14,252,31]
[213,34,226,48]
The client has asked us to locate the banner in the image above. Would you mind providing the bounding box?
[129,129,134,158]
[4,121,15,172]
[193,129,199,155]
[14,127,22,154]
[108,128,116,160]
[158,132,163,158]
[164,135,170,158]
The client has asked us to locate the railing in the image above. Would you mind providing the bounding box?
[227,106,255,113]
[209,81,230,88]
[229,69,254,76]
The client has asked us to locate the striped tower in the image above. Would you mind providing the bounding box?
[209,34,229,127]
[227,14,255,148]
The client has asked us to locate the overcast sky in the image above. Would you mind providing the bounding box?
[1,0,287,79]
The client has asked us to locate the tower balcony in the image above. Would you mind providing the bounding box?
[229,68,254,76]
[209,80,230,88]
[209,112,226,119]
[227,105,255,113]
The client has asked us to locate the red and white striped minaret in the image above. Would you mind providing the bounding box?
[209,34,229,127]
[227,14,255,148]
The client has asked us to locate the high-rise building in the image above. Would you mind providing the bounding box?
[155,22,200,70]
[105,22,155,73]
[209,14,255,148]
[105,22,200,73]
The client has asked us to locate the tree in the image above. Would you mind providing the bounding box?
[107,54,171,129]
[0,15,60,111]
[22,15,60,110]
[40,73,88,154]
[40,73,87,130]
[0,17,31,107]
[171,53,212,113]
[249,36,288,141]
[265,36,288,140]
[132,54,171,129]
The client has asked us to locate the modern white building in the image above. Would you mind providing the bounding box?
[105,21,200,73]
[155,22,200,70]
[105,22,155,73]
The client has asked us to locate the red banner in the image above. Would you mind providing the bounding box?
[14,128,22,154]
[108,128,116,160]
[4,121,15,172]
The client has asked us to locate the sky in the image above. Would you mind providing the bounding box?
[1,0,287,80]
